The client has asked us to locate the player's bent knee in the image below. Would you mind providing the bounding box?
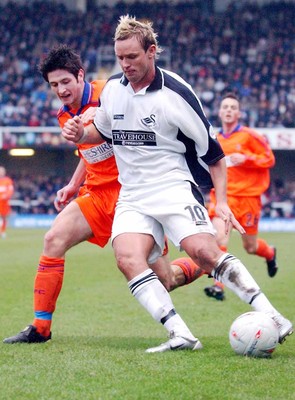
[43,228,68,252]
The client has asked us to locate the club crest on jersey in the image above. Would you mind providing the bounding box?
[141,114,156,128]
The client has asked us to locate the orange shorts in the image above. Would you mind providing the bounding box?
[74,182,121,248]
[0,200,11,216]
[208,195,261,235]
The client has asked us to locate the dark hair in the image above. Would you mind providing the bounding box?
[38,44,84,82]
[221,92,240,102]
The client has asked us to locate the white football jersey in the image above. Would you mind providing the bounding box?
[94,67,224,195]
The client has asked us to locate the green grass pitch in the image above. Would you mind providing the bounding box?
[0,229,294,399]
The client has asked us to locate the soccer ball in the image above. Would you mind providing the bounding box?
[229,311,279,358]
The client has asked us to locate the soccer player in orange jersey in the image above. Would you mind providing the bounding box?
[3,45,203,344]
[3,45,121,343]
[0,166,14,238]
[204,92,277,301]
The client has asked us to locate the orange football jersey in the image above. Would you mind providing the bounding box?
[57,80,119,189]
[216,125,275,197]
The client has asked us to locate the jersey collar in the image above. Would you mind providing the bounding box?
[220,124,241,137]
[120,66,163,92]
[62,81,92,117]
[147,67,163,91]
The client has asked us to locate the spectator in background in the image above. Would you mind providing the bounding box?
[7,173,294,218]
[203,93,277,301]
[266,178,294,218]
[0,166,14,238]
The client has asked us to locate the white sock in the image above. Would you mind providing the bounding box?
[163,313,196,340]
[213,253,261,303]
[214,254,281,316]
[250,292,279,316]
[128,269,195,338]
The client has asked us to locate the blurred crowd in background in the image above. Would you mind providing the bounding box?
[1,0,295,217]
[0,1,294,128]
[8,173,295,218]
[10,174,67,215]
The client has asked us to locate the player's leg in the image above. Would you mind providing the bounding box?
[241,232,277,279]
[151,254,207,290]
[242,234,277,277]
[240,197,277,276]
[3,201,93,344]
[1,215,7,238]
[112,210,202,353]
[204,216,231,300]
[241,233,276,262]
[150,253,177,291]
[170,257,207,289]
[0,205,9,238]
[256,238,277,277]
[33,201,93,336]
[149,237,178,291]
[181,233,292,343]
[150,236,207,291]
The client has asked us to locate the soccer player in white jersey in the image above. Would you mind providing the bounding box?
[62,15,293,352]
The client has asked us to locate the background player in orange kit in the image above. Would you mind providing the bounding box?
[204,92,277,301]
[3,45,202,344]
[0,166,14,238]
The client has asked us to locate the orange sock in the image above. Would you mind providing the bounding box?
[33,255,65,337]
[172,257,207,285]
[213,245,227,289]
[256,238,274,261]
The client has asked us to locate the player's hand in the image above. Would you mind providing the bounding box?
[215,202,245,235]
[54,185,77,212]
[80,107,96,124]
[54,192,69,212]
[62,116,84,143]
[228,153,247,166]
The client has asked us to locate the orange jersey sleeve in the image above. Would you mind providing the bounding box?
[57,80,119,189]
[217,126,275,196]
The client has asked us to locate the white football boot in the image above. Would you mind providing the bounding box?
[145,330,203,353]
[270,314,293,343]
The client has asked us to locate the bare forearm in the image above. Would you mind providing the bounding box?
[68,159,86,189]
[78,123,103,144]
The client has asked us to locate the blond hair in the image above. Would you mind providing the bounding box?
[114,15,163,59]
